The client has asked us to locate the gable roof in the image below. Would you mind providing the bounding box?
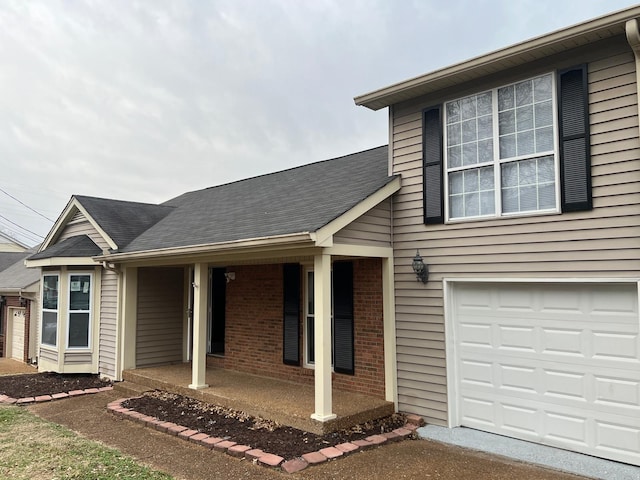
[117,145,395,254]
[73,196,174,249]
[0,250,39,291]
[0,231,28,251]
[355,5,640,110]
[0,252,28,272]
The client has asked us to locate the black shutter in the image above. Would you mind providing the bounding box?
[282,263,300,366]
[558,65,592,212]
[423,106,444,224]
[332,261,354,375]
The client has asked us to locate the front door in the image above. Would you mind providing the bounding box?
[209,268,226,355]
[8,307,25,362]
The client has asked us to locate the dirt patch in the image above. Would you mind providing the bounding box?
[123,390,407,460]
[0,372,112,398]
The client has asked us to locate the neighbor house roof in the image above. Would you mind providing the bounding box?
[355,5,640,110]
[115,145,395,254]
[0,250,40,291]
[0,252,28,272]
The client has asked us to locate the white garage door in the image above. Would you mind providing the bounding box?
[451,282,640,466]
[10,308,25,362]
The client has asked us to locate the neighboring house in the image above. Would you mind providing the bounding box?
[355,5,640,467]
[0,231,28,253]
[0,250,40,363]
[26,147,401,424]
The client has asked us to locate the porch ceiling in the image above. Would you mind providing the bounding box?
[121,363,394,435]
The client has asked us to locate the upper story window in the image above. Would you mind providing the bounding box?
[423,65,591,225]
[444,73,557,220]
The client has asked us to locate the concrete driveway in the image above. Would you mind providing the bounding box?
[26,391,589,480]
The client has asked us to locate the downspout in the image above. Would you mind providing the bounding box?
[625,19,640,138]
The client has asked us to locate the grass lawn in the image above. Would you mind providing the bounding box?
[0,405,173,480]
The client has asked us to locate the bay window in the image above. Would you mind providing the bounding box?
[41,275,59,347]
[68,273,91,349]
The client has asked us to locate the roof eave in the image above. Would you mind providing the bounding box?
[354,5,640,110]
[25,257,99,268]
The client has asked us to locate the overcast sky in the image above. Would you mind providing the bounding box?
[0,0,637,246]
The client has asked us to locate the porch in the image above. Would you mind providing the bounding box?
[119,363,395,435]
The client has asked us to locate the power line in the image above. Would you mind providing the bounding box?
[0,185,54,222]
[0,213,44,240]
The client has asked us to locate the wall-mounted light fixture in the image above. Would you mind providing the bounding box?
[0,296,4,304]
[412,250,429,284]
[19,297,27,307]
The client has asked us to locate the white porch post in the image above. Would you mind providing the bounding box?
[311,253,336,421]
[120,266,138,373]
[189,263,209,390]
[382,256,398,409]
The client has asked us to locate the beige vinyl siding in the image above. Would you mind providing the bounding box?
[64,352,93,364]
[57,210,110,250]
[334,198,392,247]
[39,347,57,364]
[390,45,640,424]
[136,267,184,367]
[98,270,118,378]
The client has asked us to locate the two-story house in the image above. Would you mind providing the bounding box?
[355,5,640,466]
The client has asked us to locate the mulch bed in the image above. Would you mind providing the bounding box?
[0,372,112,398]
[123,390,407,460]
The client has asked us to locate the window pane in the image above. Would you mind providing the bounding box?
[477,92,492,115]
[307,271,314,315]
[69,312,89,348]
[448,145,462,168]
[498,85,514,111]
[520,185,538,211]
[69,275,90,311]
[450,195,464,218]
[501,162,518,187]
[500,133,516,158]
[519,159,536,185]
[43,276,58,310]
[539,183,556,209]
[446,100,460,124]
[534,100,553,128]
[538,156,555,183]
[477,139,493,163]
[462,119,477,143]
[499,110,515,135]
[477,115,492,139]
[465,192,479,216]
[306,317,315,363]
[447,123,461,145]
[42,311,57,346]
[535,126,553,152]
[516,105,533,131]
[462,144,478,165]
[533,74,552,101]
[501,156,556,214]
[517,130,535,156]
[449,172,463,194]
[515,80,533,106]
[461,96,476,120]
[479,167,494,190]
[480,191,495,215]
[463,170,478,193]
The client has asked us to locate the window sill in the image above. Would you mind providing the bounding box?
[445,208,561,225]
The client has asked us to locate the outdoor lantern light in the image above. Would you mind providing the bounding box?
[412,250,429,283]
[19,297,27,307]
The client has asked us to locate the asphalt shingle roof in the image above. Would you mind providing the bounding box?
[73,196,174,249]
[29,235,101,260]
[0,250,39,290]
[0,252,28,272]
[120,145,393,253]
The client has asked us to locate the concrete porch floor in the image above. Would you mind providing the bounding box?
[119,363,395,435]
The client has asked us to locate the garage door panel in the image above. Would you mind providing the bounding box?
[452,282,640,466]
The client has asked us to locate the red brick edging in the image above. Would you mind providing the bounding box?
[0,386,114,405]
[108,397,420,473]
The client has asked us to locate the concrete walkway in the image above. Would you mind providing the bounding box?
[419,425,640,480]
[0,358,37,375]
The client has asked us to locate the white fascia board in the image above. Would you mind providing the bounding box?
[24,256,99,268]
[312,177,401,247]
[96,232,315,263]
[325,244,393,259]
[354,5,640,110]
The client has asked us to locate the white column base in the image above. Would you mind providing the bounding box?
[188,383,209,390]
[311,412,337,422]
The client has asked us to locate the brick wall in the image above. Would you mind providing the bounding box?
[208,259,386,399]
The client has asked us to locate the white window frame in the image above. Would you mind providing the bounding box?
[41,273,59,348]
[444,72,561,222]
[303,266,334,369]
[66,272,92,350]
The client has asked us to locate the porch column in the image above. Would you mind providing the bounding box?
[189,263,209,390]
[382,256,398,408]
[311,253,336,421]
[120,267,137,373]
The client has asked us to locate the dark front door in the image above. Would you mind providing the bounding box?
[209,268,226,355]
